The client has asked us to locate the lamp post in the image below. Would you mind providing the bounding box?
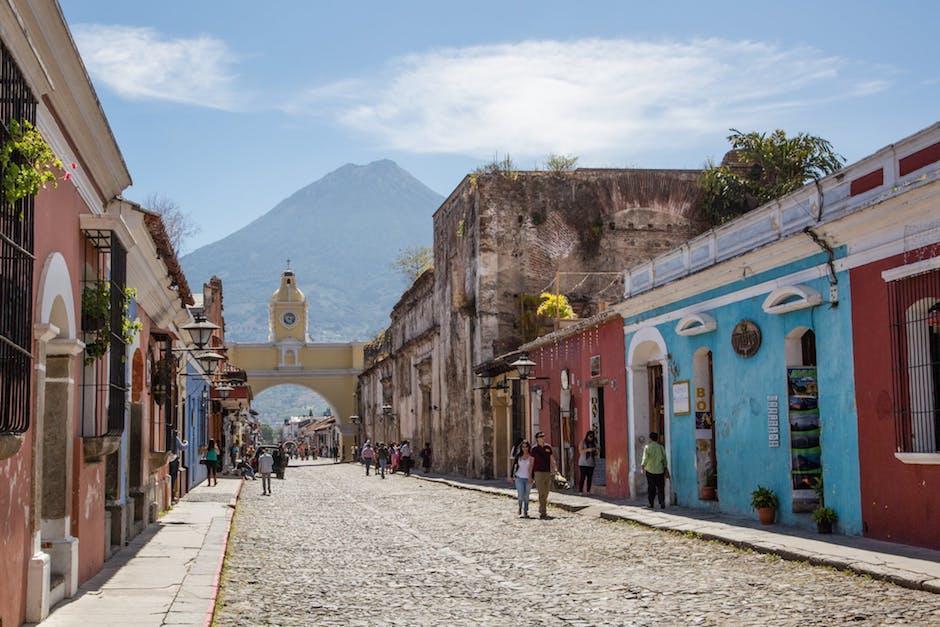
[350,415,362,457]
[180,312,219,350]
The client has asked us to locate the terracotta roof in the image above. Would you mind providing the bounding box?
[140,210,194,306]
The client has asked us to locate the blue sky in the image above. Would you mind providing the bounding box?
[61,1,939,252]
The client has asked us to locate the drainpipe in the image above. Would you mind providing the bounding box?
[803,227,839,307]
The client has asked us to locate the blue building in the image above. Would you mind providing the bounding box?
[615,123,940,534]
[184,357,211,490]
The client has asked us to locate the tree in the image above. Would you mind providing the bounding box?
[536,292,574,319]
[145,193,200,254]
[392,246,433,282]
[699,129,844,226]
[546,154,578,172]
[260,423,274,443]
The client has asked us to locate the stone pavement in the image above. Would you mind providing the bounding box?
[39,476,242,627]
[215,460,940,625]
[412,470,940,594]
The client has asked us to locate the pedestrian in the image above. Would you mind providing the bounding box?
[377,442,390,479]
[641,432,669,509]
[229,442,239,469]
[578,430,598,495]
[391,443,400,474]
[512,440,533,518]
[258,448,274,495]
[400,440,413,476]
[203,439,219,487]
[237,458,256,480]
[530,432,556,520]
[420,442,432,474]
[361,442,375,475]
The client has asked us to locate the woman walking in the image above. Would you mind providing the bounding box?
[204,439,219,487]
[512,441,534,518]
[578,430,598,494]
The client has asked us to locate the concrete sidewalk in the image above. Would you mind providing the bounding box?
[410,471,940,594]
[39,477,242,627]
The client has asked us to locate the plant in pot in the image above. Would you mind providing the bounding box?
[812,506,838,534]
[750,485,778,525]
[700,468,718,500]
[81,282,111,365]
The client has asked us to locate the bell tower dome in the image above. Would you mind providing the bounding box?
[269,263,309,349]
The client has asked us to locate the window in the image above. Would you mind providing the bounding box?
[0,41,37,435]
[888,268,940,454]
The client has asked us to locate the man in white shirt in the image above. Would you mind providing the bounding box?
[258,450,275,495]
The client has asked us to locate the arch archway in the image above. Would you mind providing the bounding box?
[626,326,671,501]
[29,253,84,616]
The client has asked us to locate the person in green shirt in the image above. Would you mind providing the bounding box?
[641,432,669,509]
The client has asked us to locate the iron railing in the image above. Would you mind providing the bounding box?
[0,40,37,434]
[889,266,940,453]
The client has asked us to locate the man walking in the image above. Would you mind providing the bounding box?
[361,442,375,475]
[258,448,274,495]
[641,432,669,509]
[399,440,413,476]
[531,432,556,520]
[377,442,390,478]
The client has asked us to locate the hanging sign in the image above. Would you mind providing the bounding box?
[731,320,762,357]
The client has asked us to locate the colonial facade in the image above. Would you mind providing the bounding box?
[610,122,939,541]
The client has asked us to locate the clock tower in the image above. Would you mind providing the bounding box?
[269,267,308,368]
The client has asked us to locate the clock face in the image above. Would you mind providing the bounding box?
[282,312,297,326]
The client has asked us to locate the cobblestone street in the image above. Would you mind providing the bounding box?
[215,461,940,626]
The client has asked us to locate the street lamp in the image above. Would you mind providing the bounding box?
[180,312,219,350]
[197,351,224,375]
[510,354,536,379]
[215,384,233,400]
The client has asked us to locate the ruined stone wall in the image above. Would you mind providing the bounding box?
[432,169,702,478]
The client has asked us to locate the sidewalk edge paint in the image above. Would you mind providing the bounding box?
[203,479,244,627]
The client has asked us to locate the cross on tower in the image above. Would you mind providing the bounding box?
[286,258,291,270]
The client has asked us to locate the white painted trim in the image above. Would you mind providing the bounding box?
[36,253,76,339]
[881,256,940,283]
[894,453,940,465]
[626,326,671,502]
[623,264,831,334]
[245,369,363,378]
[761,284,823,315]
[674,313,717,336]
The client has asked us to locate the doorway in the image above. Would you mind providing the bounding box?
[694,349,717,500]
[648,364,665,442]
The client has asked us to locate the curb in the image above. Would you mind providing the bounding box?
[202,479,244,627]
[413,473,940,594]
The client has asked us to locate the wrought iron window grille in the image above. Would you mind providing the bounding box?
[0,40,38,435]
[80,231,129,437]
[889,267,940,454]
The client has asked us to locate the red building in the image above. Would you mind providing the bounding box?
[521,314,631,498]
[851,238,940,549]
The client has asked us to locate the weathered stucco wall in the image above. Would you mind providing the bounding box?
[428,168,702,478]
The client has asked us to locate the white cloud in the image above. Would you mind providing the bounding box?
[290,38,889,157]
[73,24,240,110]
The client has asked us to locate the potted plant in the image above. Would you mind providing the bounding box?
[750,485,778,525]
[812,506,838,534]
[700,468,718,501]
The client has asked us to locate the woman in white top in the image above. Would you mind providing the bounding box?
[512,441,534,518]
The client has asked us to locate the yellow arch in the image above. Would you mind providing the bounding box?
[228,341,364,421]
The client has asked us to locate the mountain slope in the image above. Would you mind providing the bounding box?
[182,159,443,344]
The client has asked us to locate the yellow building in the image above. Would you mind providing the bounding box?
[227,268,364,459]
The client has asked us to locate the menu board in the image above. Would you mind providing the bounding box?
[787,367,821,512]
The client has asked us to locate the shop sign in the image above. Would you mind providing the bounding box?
[731,320,761,357]
[767,395,780,448]
[672,380,690,415]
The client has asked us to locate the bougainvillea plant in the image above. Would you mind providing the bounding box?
[0,120,64,211]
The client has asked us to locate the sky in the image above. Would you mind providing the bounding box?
[60,0,940,253]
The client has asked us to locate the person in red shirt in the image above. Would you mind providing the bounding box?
[530,432,556,519]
